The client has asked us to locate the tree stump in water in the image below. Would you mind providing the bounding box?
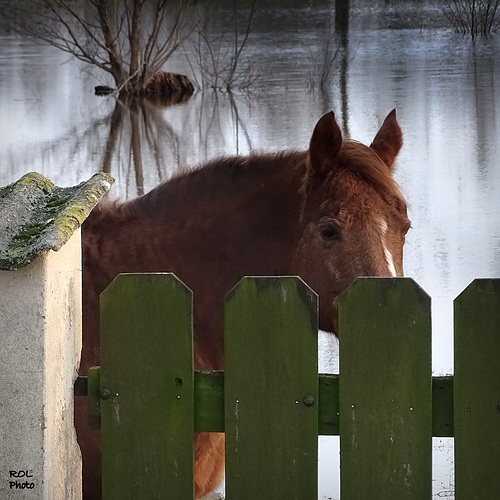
[95,72,195,104]
[145,71,194,96]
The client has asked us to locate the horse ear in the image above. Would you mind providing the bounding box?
[308,111,343,176]
[370,109,403,171]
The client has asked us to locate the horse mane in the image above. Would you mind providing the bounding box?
[338,140,406,209]
[86,141,405,226]
[92,150,306,223]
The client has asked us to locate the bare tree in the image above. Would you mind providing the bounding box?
[1,0,195,97]
[184,0,260,91]
[444,0,500,37]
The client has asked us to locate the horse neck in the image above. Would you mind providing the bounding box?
[81,154,307,372]
[83,152,308,290]
[82,206,145,282]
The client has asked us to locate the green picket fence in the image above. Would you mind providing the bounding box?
[86,274,500,500]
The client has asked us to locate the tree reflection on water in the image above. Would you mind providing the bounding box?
[101,93,191,196]
[98,89,259,198]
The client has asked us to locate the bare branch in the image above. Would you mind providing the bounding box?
[184,1,260,91]
[444,0,500,36]
[1,0,195,95]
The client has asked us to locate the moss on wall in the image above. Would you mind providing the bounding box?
[0,172,114,270]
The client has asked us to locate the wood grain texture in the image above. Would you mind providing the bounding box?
[454,279,500,500]
[224,277,318,500]
[100,273,194,499]
[339,277,432,500]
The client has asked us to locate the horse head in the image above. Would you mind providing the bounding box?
[295,110,410,334]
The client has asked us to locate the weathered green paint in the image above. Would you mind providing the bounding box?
[432,376,454,437]
[81,275,498,498]
[338,278,432,499]
[319,374,340,435]
[194,371,225,433]
[0,171,113,270]
[87,366,101,429]
[224,277,318,500]
[454,279,500,500]
[100,273,194,500]
[84,370,455,437]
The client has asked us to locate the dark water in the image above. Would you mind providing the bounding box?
[1,1,499,497]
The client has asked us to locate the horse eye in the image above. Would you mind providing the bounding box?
[319,221,342,242]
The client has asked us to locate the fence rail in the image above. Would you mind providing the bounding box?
[85,371,455,437]
[82,274,500,499]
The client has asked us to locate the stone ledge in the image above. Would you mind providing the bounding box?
[0,172,114,270]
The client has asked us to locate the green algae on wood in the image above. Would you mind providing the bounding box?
[0,172,114,270]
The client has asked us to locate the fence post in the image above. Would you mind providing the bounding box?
[100,273,194,499]
[454,279,500,500]
[0,231,82,499]
[224,277,318,500]
[338,277,432,499]
[0,172,112,500]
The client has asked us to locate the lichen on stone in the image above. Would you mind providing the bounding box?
[0,172,114,270]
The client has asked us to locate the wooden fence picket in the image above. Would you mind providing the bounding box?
[338,278,432,499]
[100,273,194,499]
[454,279,500,500]
[224,277,319,500]
[90,274,500,499]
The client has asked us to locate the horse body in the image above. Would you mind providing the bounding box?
[81,151,307,373]
[77,110,409,498]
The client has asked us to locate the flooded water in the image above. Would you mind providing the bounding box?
[1,1,499,498]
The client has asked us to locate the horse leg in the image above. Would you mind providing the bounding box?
[194,432,225,498]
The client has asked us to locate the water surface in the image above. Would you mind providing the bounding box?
[1,2,499,498]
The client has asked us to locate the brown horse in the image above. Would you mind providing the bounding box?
[76,110,409,499]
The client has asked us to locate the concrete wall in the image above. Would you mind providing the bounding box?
[0,229,82,500]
